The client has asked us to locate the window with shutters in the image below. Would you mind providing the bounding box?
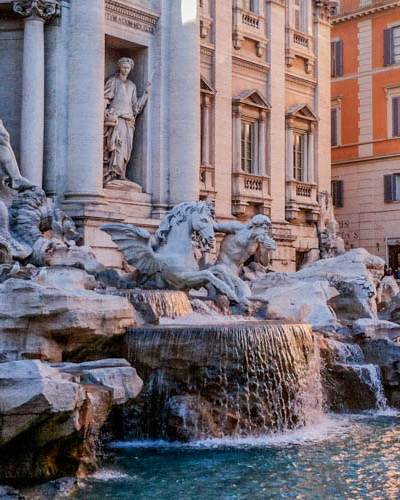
[384,174,400,203]
[332,180,344,207]
[384,26,400,66]
[239,0,257,12]
[331,40,343,77]
[331,108,340,147]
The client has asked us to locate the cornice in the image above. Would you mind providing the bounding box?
[105,0,159,35]
[232,55,269,75]
[332,0,400,23]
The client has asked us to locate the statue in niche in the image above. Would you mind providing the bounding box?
[103,57,152,186]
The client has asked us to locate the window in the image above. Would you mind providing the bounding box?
[239,0,257,12]
[393,96,400,137]
[331,40,343,77]
[241,121,255,173]
[293,133,305,181]
[384,174,400,202]
[331,108,340,146]
[384,26,400,65]
[294,0,307,33]
[332,180,344,207]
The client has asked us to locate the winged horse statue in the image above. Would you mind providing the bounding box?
[101,201,243,302]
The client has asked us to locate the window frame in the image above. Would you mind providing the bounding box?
[292,131,306,182]
[331,39,343,77]
[240,119,258,174]
[386,86,400,138]
[384,173,400,203]
[332,180,344,207]
[331,107,341,147]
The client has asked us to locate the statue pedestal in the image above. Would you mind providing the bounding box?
[103,179,153,220]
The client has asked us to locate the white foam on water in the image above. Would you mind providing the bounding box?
[90,469,131,481]
[109,415,351,450]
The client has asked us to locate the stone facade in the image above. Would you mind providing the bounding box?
[331,0,400,270]
[0,0,333,272]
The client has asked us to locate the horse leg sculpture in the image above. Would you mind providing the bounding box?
[163,268,239,303]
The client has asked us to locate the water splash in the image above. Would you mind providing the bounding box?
[124,323,322,441]
[326,339,364,364]
[350,363,388,411]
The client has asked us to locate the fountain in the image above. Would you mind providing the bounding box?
[122,322,322,441]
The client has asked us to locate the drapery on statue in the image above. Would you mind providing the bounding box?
[101,205,278,303]
[318,191,345,259]
[103,57,152,185]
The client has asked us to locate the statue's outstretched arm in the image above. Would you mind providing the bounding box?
[213,221,242,234]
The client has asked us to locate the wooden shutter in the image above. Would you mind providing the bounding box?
[384,28,394,66]
[336,40,343,76]
[331,41,343,77]
[393,96,400,137]
[384,174,395,203]
[332,180,344,207]
[331,109,338,146]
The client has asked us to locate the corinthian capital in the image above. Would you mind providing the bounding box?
[13,0,60,21]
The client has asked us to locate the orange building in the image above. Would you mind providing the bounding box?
[331,0,400,270]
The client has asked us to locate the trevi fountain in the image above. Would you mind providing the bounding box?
[1,85,400,499]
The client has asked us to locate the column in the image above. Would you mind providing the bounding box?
[13,0,59,186]
[232,105,242,173]
[43,2,69,200]
[168,0,200,205]
[307,128,314,183]
[266,0,286,221]
[286,127,293,181]
[65,0,105,201]
[201,95,210,166]
[258,111,267,175]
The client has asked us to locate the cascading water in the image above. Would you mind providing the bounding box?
[123,322,323,441]
[350,364,389,411]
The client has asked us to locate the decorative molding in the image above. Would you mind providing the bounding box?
[200,16,212,38]
[105,0,159,35]
[13,0,60,21]
[333,0,400,23]
[313,0,337,24]
[200,45,214,59]
[232,55,269,75]
[285,72,317,89]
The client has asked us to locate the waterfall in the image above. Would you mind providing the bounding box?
[326,339,364,364]
[350,364,389,411]
[123,322,322,441]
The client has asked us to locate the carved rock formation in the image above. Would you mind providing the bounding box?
[0,269,137,363]
[0,359,142,482]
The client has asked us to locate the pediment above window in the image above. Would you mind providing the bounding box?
[233,89,271,110]
[286,103,318,131]
[201,75,216,95]
[286,103,318,121]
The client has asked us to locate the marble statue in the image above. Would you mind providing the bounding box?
[214,214,277,274]
[102,201,246,302]
[0,118,32,191]
[318,191,345,259]
[0,118,103,273]
[103,57,152,185]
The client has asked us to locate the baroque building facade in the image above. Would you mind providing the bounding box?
[0,0,333,272]
[331,0,400,269]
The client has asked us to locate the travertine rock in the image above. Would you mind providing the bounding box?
[251,248,385,327]
[351,318,400,341]
[0,274,136,362]
[376,276,399,312]
[0,359,142,482]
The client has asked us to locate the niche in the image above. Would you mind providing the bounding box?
[105,34,149,189]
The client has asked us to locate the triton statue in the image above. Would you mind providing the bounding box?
[101,206,278,303]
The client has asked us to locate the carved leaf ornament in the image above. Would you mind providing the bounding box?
[13,0,60,20]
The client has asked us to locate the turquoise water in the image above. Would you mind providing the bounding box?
[75,414,400,500]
